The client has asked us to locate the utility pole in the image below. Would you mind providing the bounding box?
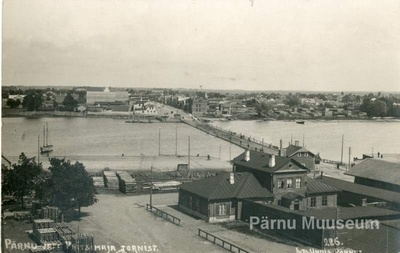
[348,147,351,170]
[303,134,305,147]
[175,125,178,156]
[188,136,191,170]
[158,127,161,156]
[38,135,40,163]
[291,134,293,145]
[150,166,153,210]
[340,135,344,165]
[229,143,232,161]
[219,146,221,159]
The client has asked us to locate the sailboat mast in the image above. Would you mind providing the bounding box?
[46,123,49,146]
[43,126,46,146]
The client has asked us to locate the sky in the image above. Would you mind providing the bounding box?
[2,0,400,91]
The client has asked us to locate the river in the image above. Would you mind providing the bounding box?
[2,117,399,164]
[211,119,400,161]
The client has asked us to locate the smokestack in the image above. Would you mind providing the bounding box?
[244,150,250,161]
[269,154,276,167]
[279,139,283,156]
[229,173,235,184]
[320,171,323,179]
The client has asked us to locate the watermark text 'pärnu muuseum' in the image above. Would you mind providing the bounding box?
[249,216,379,230]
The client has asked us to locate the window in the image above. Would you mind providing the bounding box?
[297,153,301,157]
[195,199,200,211]
[310,197,316,207]
[322,196,328,206]
[296,178,301,188]
[217,203,226,216]
[189,196,192,208]
[287,179,293,188]
[305,153,308,157]
[277,179,284,189]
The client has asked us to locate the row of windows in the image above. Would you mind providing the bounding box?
[297,152,309,157]
[277,178,302,189]
[310,196,328,207]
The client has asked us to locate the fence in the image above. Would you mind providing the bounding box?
[197,228,251,253]
[146,204,181,226]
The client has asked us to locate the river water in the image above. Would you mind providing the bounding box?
[2,117,399,163]
[211,119,400,161]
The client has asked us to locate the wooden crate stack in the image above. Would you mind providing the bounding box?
[92,176,105,188]
[103,171,119,190]
[71,233,94,253]
[33,219,57,244]
[53,223,75,242]
[117,171,137,193]
[41,206,60,222]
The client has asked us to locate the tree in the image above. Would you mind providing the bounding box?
[62,93,78,111]
[48,158,97,215]
[285,94,301,107]
[256,102,271,115]
[6,99,21,108]
[372,100,388,117]
[22,92,42,111]
[2,153,43,207]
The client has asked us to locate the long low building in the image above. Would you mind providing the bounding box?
[315,176,400,210]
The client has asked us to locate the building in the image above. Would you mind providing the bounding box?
[282,142,318,171]
[191,98,209,116]
[179,172,273,222]
[86,88,129,105]
[344,158,400,193]
[316,175,400,210]
[232,150,338,210]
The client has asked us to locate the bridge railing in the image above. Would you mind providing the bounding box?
[146,204,181,226]
[197,228,251,253]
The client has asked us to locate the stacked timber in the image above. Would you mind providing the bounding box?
[53,223,75,242]
[33,228,57,243]
[116,171,137,193]
[33,219,54,230]
[71,233,95,253]
[103,171,119,190]
[92,176,105,188]
[41,206,60,222]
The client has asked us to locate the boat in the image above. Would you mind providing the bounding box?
[40,123,53,153]
[296,120,305,124]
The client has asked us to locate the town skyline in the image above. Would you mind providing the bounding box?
[3,0,400,92]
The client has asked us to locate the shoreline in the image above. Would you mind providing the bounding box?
[2,110,400,122]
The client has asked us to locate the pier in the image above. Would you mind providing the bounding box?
[182,119,279,155]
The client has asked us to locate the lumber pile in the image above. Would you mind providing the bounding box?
[117,171,137,193]
[92,176,105,188]
[103,171,119,190]
[41,206,60,222]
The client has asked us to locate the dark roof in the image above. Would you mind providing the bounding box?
[232,150,309,174]
[316,176,400,204]
[305,177,340,195]
[179,172,273,200]
[298,206,400,220]
[285,145,315,157]
[344,158,400,185]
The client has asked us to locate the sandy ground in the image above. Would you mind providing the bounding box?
[66,193,306,253]
[32,155,232,173]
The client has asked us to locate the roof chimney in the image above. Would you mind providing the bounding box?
[244,150,250,161]
[279,139,283,156]
[269,154,276,167]
[295,140,300,147]
[229,173,235,184]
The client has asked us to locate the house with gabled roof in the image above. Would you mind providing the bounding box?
[232,150,339,210]
[282,141,318,171]
[178,172,273,222]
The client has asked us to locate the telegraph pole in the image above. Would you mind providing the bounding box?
[38,135,40,163]
[158,127,161,156]
[150,166,153,210]
[340,135,344,165]
[175,125,178,156]
[188,136,191,170]
[348,147,351,170]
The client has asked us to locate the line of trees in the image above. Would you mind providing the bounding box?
[360,96,400,117]
[2,153,97,215]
